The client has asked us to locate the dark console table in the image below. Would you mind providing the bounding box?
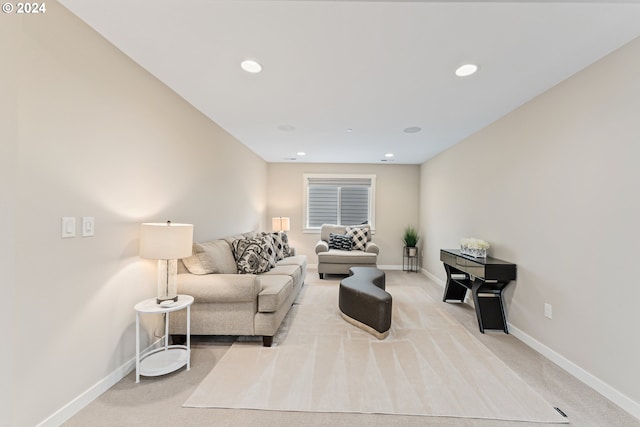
[440,249,516,333]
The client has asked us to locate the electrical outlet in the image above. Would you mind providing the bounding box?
[544,303,553,319]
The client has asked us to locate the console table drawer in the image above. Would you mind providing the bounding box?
[440,251,486,278]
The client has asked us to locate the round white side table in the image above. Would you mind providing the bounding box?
[134,294,194,383]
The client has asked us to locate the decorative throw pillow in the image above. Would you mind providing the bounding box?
[260,233,278,268]
[346,226,369,251]
[231,237,273,274]
[181,239,238,275]
[262,231,286,261]
[281,232,292,257]
[329,233,352,251]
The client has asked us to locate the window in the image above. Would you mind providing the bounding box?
[304,174,376,231]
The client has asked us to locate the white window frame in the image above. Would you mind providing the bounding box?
[303,173,376,233]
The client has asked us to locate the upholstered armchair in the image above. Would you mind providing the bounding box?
[314,224,379,279]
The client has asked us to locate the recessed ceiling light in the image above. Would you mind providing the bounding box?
[455,64,478,77]
[297,152,306,156]
[277,124,295,132]
[346,128,353,132]
[241,59,262,73]
[403,127,421,134]
[385,153,394,158]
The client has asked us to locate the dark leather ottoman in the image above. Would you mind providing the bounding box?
[339,267,392,339]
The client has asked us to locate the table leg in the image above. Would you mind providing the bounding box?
[442,264,468,302]
[186,304,191,370]
[472,280,509,334]
[135,312,140,383]
[164,311,169,350]
[471,280,486,333]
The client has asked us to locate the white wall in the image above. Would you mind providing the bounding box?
[420,36,640,414]
[9,4,267,427]
[267,163,420,269]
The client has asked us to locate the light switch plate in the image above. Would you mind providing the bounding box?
[82,217,95,237]
[61,217,76,238]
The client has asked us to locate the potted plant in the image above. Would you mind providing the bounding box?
[403,225,420,256]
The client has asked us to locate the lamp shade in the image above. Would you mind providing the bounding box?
[272,217,290,232]
[140,222,193,260]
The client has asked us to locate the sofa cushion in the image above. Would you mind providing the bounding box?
[232,236,274,274]
[177,273,260,303]
[182,239,238,275]
[262,264,302,287]
[329,233,352,250]
[346,226,369,251]
[318,249,378,264]
[258,275,293,313]
[276,254,307,271]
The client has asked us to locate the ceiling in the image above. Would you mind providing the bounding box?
[59,0,640,165]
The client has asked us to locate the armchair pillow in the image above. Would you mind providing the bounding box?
[346,226,369,251]
[329,233,352,251]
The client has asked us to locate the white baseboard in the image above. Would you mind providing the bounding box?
[508,324,640,421]
[422,267,444,286]
[378,264,403,270]
[36,339,161,427]
[423,266,640,422]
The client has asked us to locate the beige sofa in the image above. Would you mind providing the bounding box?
[315,224,379,279]
[169,232,306,347]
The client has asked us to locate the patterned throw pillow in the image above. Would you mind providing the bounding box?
[280,232,292,257]
[346,226,369,251]
[329,233,352,251]
[231,236,274,274]
[262,231,287,261]
[260,234,278,268]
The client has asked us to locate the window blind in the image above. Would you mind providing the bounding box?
[306,176,373,228]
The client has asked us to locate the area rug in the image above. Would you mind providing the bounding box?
[183,281,568,423]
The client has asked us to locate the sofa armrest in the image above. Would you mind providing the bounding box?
[365,241,380,254]
[177,273,260,303]
[315,240,329,254]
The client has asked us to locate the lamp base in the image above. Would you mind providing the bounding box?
[156,295,178,304]
[156,259,179,305]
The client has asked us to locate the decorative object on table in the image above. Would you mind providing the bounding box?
[460,237,490,258]
[403,225,420,256]
[140,221,194,304]
[271,217,291,233]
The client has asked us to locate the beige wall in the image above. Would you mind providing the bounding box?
[420,37,640,412]
[267,163,420,269]
[1,14,18,422]
[9,4,267,427]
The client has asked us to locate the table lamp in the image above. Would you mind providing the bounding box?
[272,217,290,233]
[140,221,194,304]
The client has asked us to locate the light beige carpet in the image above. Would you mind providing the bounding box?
[184,281,568,424]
